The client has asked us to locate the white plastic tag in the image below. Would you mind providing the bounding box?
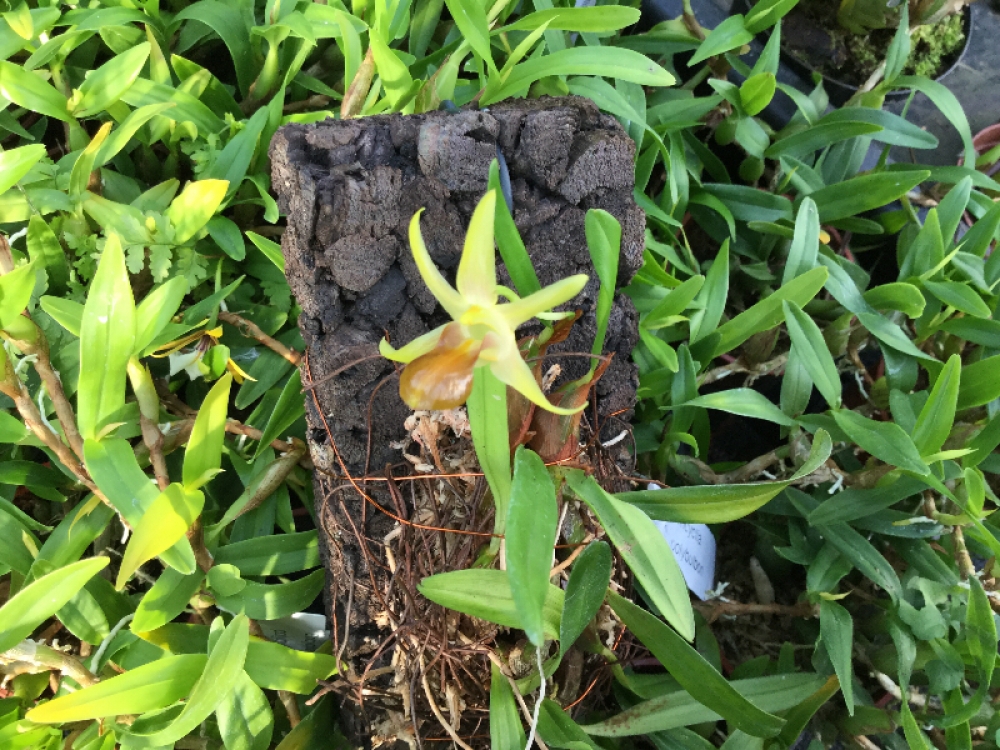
[258,612,331,652]
[648,483,717,601]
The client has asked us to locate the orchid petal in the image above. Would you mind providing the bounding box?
[501,274,588,328]
[379,325,446,363]
[483,337,584,416]
[410,209,466,319]
[456,190,498,307]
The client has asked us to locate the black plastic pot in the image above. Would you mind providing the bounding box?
[638,0,990,139]
[736,0,973,108]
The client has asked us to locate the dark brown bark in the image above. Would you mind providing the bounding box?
[270,96,643,745]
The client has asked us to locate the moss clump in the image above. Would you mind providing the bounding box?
[905,11,965,78]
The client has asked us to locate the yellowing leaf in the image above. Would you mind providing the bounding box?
[166,179,230,244]
[183,373,232,490]
[116,484,205,590]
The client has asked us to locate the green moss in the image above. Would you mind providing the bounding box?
[906,11,965,78]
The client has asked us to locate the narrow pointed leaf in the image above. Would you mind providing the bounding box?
[26,655,207,723]
[0,557,109,652]
[506,447,557,647]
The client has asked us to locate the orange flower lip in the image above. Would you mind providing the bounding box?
[400,323,483,410]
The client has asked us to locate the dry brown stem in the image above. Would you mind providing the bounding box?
[218,311,301,366]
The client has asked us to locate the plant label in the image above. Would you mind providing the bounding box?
[258,612,331,651]
[653,520,717,601]
[648,483,716,601]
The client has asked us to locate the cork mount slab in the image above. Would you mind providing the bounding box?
[270,96,645,747]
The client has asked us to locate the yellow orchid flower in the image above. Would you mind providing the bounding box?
[380,190,588,415]
[152,325,256,384]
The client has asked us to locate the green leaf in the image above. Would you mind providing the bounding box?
[216,672,273,750]
[831,409,929,475]
[690,240,729,343]
[783,301,841,409]
[26,654,206,723]
[165,179,229,245]
[783,197,819,285]
[814,107,937,149]
[894,76,975,170]
[213,531,320,576]
[765,121,883,159]
[0,144,45,196]
[743,0,799,33]
[501,6,640,32]
[490,663,526,750]
[956,355,1000,410]
[739,73,775,117]
[564,471,694,641]
[805,171,930,223]
[642,275,704,330]
[559,541,611,657]
[585,209,621,364]
[78,233,136,441]
[700,266,828,359]
[253,370,303,459]
[912,354,959,455]
[787,489,902,601]
[488,160,539,297]
[921,279,992,318]
[0,557,108,652]
[132,567,206,634]
[38,296,82,336]
[243,639,338,694]
[138,615,249,746]
[213,568,325,620]
[203,107,268,198]
[246,231,285,273]
[619,430,831,523]
[27,215,69,295]
[93,102,175,169]
[468,367,512,538]
[0,60,70,121]
[206,216,245,261]
[418,569,564,640]
[83,437,195,573]
[506,447,557,647]
[901,703,933,750]
[539,699,601,749]
[689,15,753,65]
[175,1,254,95]
[883,3,910,83]
[116,483,205,589]
[134,277,187,355]
[369,36,415,108]
[862,282,925,318]
[605,592,785,738]
[0,263,35,329]
[183,373,232,489]
[71,42,149,118]
[966,576,997,678]
[700,184,793,223]
[681,389,794,427]
[481,47,674,105]
[442,0,492,69]
[807,476,926,526]
[121,78,226,135]
[819,600,854,714]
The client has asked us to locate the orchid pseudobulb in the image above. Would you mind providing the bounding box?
[379,190,588,415]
